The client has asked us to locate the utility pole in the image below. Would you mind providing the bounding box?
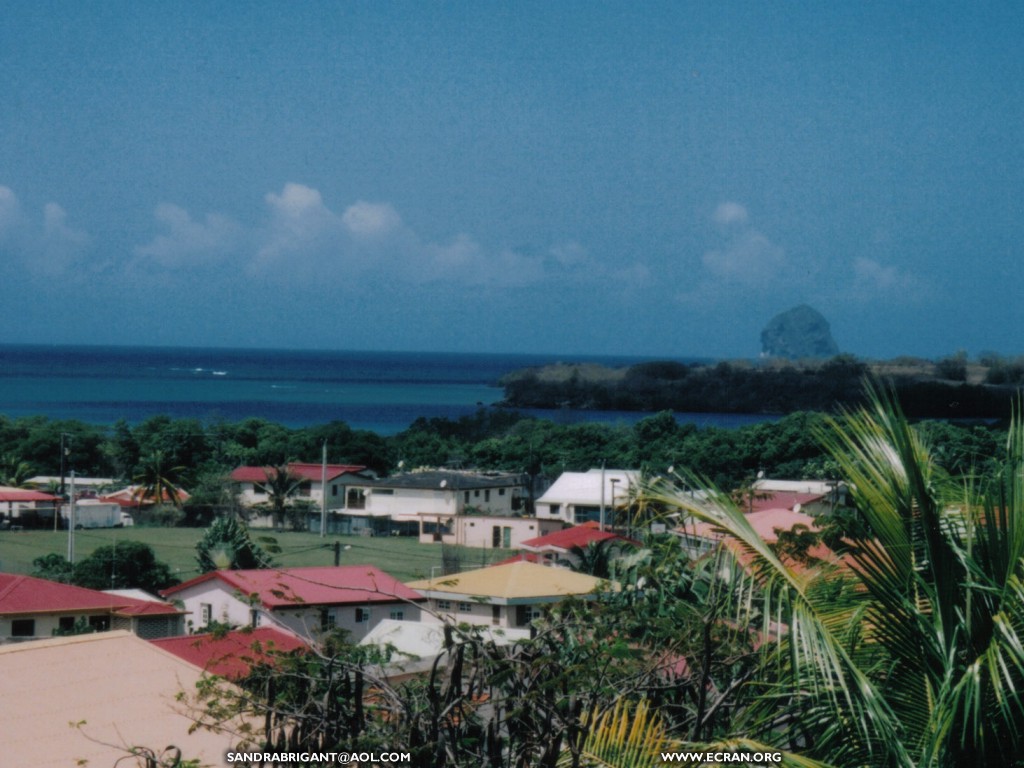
[66,471,76,563]
[319,439,328,538]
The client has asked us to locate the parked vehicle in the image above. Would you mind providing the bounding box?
[67,500,133,529]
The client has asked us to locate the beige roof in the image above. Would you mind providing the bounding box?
[0,631,242,767]
[407,560,615,603]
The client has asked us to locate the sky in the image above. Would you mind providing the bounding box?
[1,2,1022,360]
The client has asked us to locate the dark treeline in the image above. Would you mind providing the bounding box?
[500,355,1019,419]
[0,405,1008,504]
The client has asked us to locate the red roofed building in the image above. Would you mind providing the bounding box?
[519,524,638,566]
[162,566,425,642]
[99,484,191,509]
[230,463,376,528]
[0,573,185,642]
[150,626,307,679]
[0,486,60,529]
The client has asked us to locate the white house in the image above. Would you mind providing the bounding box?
[313,469,529,538]
[419,513,563,548]
[161,565,425,643]
[534,469,639,526]
[230,462,377,527]
[0,573,185,642]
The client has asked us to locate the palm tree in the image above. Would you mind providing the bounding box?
[0,453,33,488]
[133,450,186,507]
[262,463,302,530]
[647,385,1024,767]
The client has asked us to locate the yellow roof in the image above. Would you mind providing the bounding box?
[407,560,615,601]
[0,631,244,767]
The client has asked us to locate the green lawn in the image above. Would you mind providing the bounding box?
[0,527,510,584]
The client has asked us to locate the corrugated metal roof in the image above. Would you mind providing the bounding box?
[0,573,182,616]
[163,565,425,608]
[230,463,371,483]
[151,627,307,679]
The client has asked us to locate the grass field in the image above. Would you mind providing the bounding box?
[0,527,510,584]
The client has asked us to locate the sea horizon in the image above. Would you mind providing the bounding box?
[0,343,768,435]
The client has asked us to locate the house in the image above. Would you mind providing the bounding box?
[0,486,60,529]
[311,469,532,541]
[99,483,191,508]
[359,619,531,680]
[151,626,307,680]
[161,565,425,642]
[0,631,244,767]
[418,512,562,549]
[675,506,839,566]
[519,522,637,566]
[534,469,639,526]
[232,462,376,509]
[0,572,185,642]
[407,560,615,630]
[747,477,846,515]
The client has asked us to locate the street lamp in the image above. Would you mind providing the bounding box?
[609,478,620,532]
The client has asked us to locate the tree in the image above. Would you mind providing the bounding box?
[32,552,74,583]
[71,541,178,593]
[649,385,1024,766]
[196,515,277,572]
[133,450,186,507]
[261,464,302,530]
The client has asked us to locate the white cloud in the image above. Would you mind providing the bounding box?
[35,203,89,276]
[342,201,402,237]
[712,201,749,226]
[0,186,23,237]
[252,183,346,272]
[0,187,90,277]
[549,241,589,267]
[135,203,241,268]
[851,257,919,299]
[702,230,786,284]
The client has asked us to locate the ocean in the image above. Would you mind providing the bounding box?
[0,345,772,435]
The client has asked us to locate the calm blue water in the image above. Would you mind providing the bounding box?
[0,345,772,434]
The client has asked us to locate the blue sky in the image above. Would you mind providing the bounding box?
[1,2,1022,359]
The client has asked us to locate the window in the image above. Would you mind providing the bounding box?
[321,608,336,632]
[389,609,404,621]
[298,482,312,496]
[464,491,470,503]
[252,483,267,496]
[491,605,501,625]
[457,602,473,612]
[499,488,506,496]
[89,615,110,631]
[437,600,452,611]
[355,607,371,623]
[331,484,339,497]
[516,605,543,626]
[200,603,212,625]
[474,490,480,498]
[549,504,561,516]
[11,618,35,637]
[346,488,366,510]
[484,490,491,502]
[58,616,76,633]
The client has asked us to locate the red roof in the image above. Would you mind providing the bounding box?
[99,485,190,508]
[491,552,545,566]
[0,488,59,503]
[151,627,307,679]
[681,508,820,545]
[520,525,635,554]
[0,573,182,617]
[162,566,425,608]
[230,463,368,483]
[746,491,825,513]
